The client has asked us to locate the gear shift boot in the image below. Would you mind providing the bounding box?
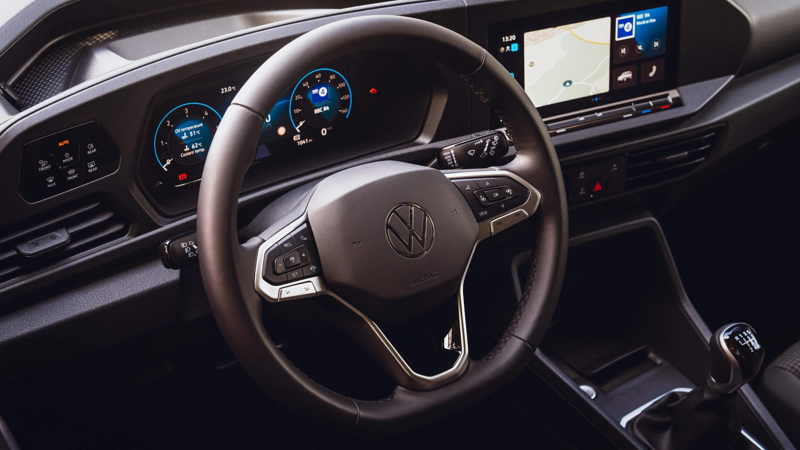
[625,323,765,450]
[626,385,758,450]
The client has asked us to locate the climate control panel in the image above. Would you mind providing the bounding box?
[18,122,119,202]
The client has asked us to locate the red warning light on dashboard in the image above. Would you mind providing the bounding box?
[277,126,286,136]
[369,88,378,95]
[593,182,603,192]
[178,173,187,181]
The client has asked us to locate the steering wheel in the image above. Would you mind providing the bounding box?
[197,15,567,437]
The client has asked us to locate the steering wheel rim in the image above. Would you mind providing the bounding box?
[197,15,568,437]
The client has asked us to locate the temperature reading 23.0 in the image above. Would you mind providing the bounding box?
[289,68,352,146]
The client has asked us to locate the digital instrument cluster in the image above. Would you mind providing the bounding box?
[138,51,435,216]
[149,67,355,187]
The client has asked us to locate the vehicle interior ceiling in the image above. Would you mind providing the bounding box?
[0,0,798,448]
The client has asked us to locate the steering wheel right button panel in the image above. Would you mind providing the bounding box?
[446,171,540,238]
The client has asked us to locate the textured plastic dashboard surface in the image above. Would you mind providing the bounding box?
[0,0,384,107]
[734,0,800,75]
[10,11,325,107]
[0,257,180,380]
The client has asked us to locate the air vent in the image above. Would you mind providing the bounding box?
[626,130,718,189]
[0,200,128,283]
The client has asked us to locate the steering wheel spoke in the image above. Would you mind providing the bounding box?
[315,280,470,391]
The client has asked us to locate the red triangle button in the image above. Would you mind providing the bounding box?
[593,182,603,192]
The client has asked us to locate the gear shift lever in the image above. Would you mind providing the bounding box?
[626,323,765,450]
[708,323,765,394]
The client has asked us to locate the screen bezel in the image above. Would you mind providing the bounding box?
[488,0,681,119]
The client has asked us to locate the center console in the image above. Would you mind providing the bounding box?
[513,213,793,449]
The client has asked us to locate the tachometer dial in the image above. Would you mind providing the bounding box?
[154,103,222,185]
[289,69,352,146]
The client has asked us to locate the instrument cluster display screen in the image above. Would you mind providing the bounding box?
[145,67,354,187]
[137,51,434,215]
[490,1,678,118]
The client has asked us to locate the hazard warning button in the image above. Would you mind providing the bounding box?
[590,178,607,198]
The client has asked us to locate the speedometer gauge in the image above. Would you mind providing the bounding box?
[154,102,222,185]
[289,69,352,146]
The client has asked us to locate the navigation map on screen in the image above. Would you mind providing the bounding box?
[523,17,611,107]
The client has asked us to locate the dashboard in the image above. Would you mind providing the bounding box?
[15,1,684,215]
[0,0,800,394]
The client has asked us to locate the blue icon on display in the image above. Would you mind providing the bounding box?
[510,43,519,52]
[621,7,667,57]
[616,15,635,41]
[309,86,330,104]
[509,72,515,78]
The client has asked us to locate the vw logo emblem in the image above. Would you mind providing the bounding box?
[386,203,435,258]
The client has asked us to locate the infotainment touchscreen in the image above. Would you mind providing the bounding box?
[523,16,612,107]
[490,2,678,119]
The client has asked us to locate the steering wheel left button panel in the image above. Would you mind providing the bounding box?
[18,122,120,202]
[261,222,322,295]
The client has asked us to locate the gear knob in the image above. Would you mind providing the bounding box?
[707,323,765,394]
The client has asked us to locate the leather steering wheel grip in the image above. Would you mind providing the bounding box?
[197,15,567,436]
